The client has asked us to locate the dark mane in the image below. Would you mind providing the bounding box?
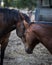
[0,7,11,13]
[0,8,20,24]
[21,13,31,23]
[0,7,18,13]
[0,7,19,17]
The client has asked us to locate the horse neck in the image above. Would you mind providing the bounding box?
[0,14,16,39]
[0,8,20,38]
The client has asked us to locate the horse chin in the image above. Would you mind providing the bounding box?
[26,51,33,54]
[25,48,33,54]
[17,33,23,38]
[17,35,22,38]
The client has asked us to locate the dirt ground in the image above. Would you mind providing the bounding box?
[3,30,52,65]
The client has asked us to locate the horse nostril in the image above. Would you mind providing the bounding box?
[25,48,33,54]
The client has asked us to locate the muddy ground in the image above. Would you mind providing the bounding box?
[3,30,52,65]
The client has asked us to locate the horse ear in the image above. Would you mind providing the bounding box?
[23,20,29,29]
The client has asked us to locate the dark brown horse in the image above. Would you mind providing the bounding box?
[22,22,52,54]
[0,8,30,65]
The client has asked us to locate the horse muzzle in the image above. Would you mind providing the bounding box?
[25,48,33,54]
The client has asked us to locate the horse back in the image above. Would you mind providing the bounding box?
[30,23,52,37]
[29,23,52,43]
[29,23,52,53]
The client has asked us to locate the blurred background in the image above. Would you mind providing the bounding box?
[0,0,37,10]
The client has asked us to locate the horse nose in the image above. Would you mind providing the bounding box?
[17,32,23,38]
[25,48,33,54]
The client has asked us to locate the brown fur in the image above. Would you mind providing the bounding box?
[23,23,52,54]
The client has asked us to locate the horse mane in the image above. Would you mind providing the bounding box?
[0,7,19,16]
[19,12,31,23]
[0,8,31,24]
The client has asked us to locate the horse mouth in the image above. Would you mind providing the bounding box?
[25,48,33,54]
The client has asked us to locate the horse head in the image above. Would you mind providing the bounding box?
[16,11,31,38]
[22,23,39,54]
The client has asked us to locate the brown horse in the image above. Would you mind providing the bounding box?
[22,22,52,54]
[0,8,30,65]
